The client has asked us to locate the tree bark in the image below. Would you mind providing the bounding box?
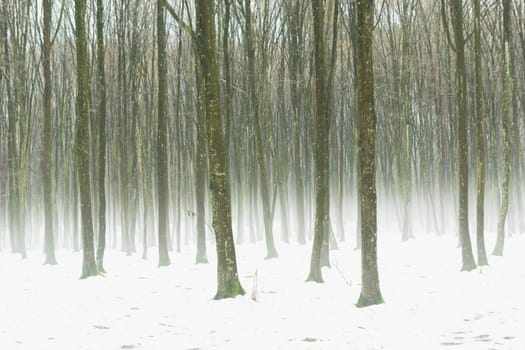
[196,0,245,299]
[356,0,384,308]
[449,0,476,270]
[75,0,98,279]
[157,0,171,267]
[43,0,57,265]
[493,0,512,256]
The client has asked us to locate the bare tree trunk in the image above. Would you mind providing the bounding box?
[493,0,512,256]
[75,0,98,279]
[196,0,245,299]
[449,0,476,270]
[157,0,171,267]
[43,0,57,265]
[473,0,488,266]
[356,0,384,308]
[95,0,108,272]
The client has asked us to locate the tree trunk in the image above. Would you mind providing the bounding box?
[196,0,245,299]
[75,0,98,279]
[449,0,476,270]
[306,0,331,283]
[356,0,384,308]
[157,0,171,267]
[493,0,512,256]
[95,0,108,272]
[473,0,488,266]
[43,0,57,265]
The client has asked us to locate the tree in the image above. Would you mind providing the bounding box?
[243,0,278,259]
[95,0,108,272]
[75,0,98,279]
[493,0,512,256]
[473,0,488,266]
[448,0,476,271]
[157,0,171,267]
[195,0,245,299]
[43,0,57,265]
[307,0,334,282]
[356,0,384,308]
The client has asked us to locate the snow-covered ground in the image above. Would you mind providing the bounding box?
[1,232,524,350]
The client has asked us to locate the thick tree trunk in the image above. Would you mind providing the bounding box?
[307,0,331,283]
[356,0,384,308]
[75,0,98,279]
[196,0,245,299]
[450,0,476,270]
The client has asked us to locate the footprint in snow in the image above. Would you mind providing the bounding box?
[302,337,318,342]
[473,334,492,342]
[440,341,463,346]
[93,325,110,330]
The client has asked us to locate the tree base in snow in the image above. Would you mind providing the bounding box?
[214,280,245,300]
[356,292,384,308]
[306,268,323,283]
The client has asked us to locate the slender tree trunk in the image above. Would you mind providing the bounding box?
[157,0,171,267]
[195,63,208,264]
[473,0,488,266]
[493,0,512,256]
[244,0,278,259]
[43,0,57,265]
[95,0,108,272]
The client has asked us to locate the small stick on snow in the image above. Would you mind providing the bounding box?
[332,258,352,287]
[251,269,258,301]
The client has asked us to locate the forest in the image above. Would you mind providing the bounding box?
[0,0,524,348]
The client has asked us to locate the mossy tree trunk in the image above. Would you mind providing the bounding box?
[356,0,384,308]
[196,0,245,299]
[75,0,98,279]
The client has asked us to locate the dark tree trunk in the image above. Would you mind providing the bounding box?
[196,0,245,299]
[356,0,384,308]
[75,0,98,279]
[306,0,331,283]
[449,0,476,270]
[95,0,108,272]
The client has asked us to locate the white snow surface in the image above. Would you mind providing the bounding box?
[1,233,524,350]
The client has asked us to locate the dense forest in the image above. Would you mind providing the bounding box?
[0,0,524,307]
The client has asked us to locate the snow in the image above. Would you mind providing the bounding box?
[1,232,524,350]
